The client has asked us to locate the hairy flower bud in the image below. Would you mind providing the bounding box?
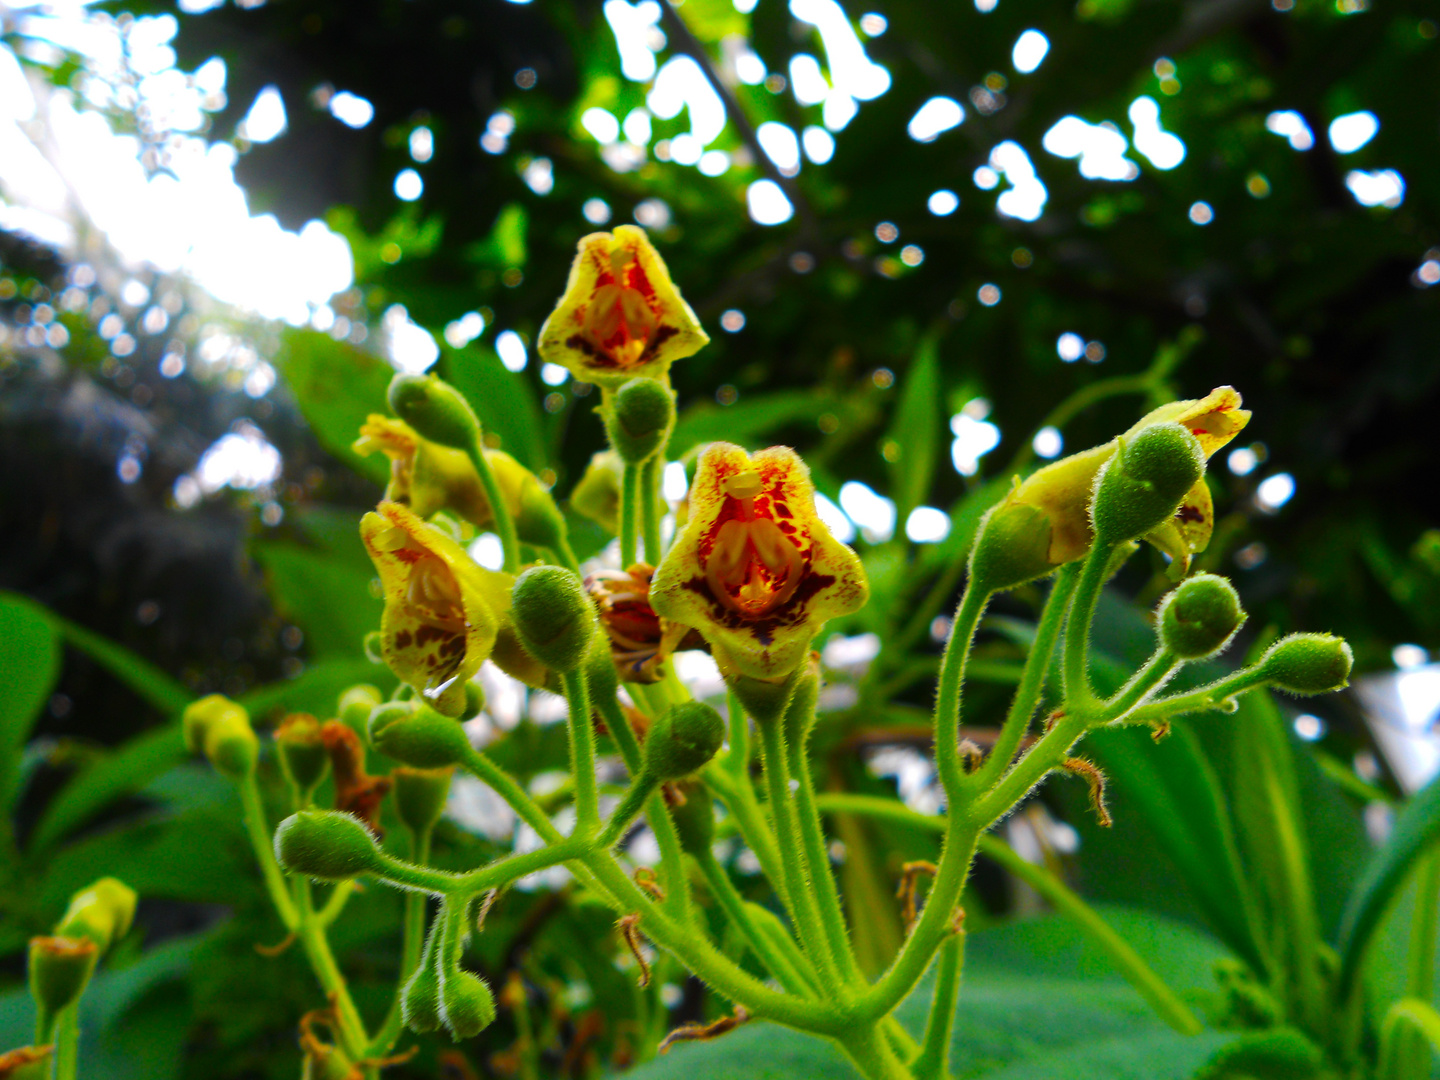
[441,968,497,1039]
[387,373,480,451]
[367,701,473,769]
[1090,423,1205,547]
[606,378,675,464]
[274,810,383,881]
[402,924,443,1034]
[182,694,258,780]
[55,878,137,955]
[571,450,623,535]
[28,936,97,1030]
[337,685,384,734]
[392,766,455,836]
[275,714,331,801]
[1158,574,1246,659]
[1259,634,1353,696]
[511,566,597,672]
[643,702,726,781]
[668,781,716,856]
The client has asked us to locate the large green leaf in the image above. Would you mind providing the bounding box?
[1336,775,1440,999]
[0,592,60,817]
[273,328,392,485]
[623,911,1239,1079]
[253,541,381,658]
[885,336,940,524]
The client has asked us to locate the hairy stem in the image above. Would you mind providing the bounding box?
[562,668,600,830]
[620,463,641,569]
[912,934,963,1080]
[239,773,299,930]
[296,878,369,1059]
[464,430,520,574]
[694,847,814,997]
[641,455,664,565]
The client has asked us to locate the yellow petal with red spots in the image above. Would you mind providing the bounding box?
[359,502,507,716]
[650,443,868,681]
[1123,385,1250,458]
[1143,477,1215,580]
[537,226,709,387]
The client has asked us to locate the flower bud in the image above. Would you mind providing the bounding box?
[55,878,137,955]
[274,810,383,881]
[441,969,497,1039]
[28,936,97,1029]
[275,714,331,801]
[460,681,486,722]
[367,700,473,769]
[1158,574,1246,659]
[402,923,443,1034]
[726,665,804,728]
[0,1046,53,1079]
[1259,634,1353,696]
[968,497,1057,595]
[182,694,247,755]
[511,566,597,673]
[1090,423,1205,548]
[781,655,821,751]
[668,781,715,856]
[337,684,384,734]
[571,450,623,534]
[643,702,726,782]
[393,766,455,836]
[605,378,675,464]
[203,714,259,783]
[387,373,480,451]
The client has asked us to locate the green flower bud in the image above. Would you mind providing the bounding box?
[1090,423,1205,548]
[461,681,486,722]
[274,810,383,881]
[402,924,443,1034]
[367,700,472,768]
[182,694,248,755]
[204,712,259,781]
[605,378,675,464]
[571,450,623,534]
[968,499,1056,596]
[643,702,726,782]
[1259,633,1353,696]
[1158,574,1246,659]
[393,766,455,836]
[55,878,137,955]
[727,666,803,728]
[441,968,497,1039]
[337,684,384,734]
[28,936,97,1031]
[511,566,597,673]
[668,781,715,856]
[781,657,821,751]
[387,373,480,451]
[275,714,331,801]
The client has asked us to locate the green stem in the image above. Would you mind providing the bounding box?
[974,565,1079,791]
[465,431,520,573]
[971,712,1090,828]
[641,455,664,565]
[1119,667,1270,729]
[239,773,299,930]
[1403,851,1440,1080]
[562,668,600,830]
[786,702,862,983]
[725,686,750,777]
[296,878,369,1059]
[646,789,694,923]
[52,1006,79,1080]
[840,1022,915,1080]
[1379,998,1440,1080]
[912,934,963,1080]
[370,828,431,1057]
[552,534,582,576]
[703,765,793,916]
[316,880,356,927]
[932,585,992,801]
[755,718,848,992]
[460,745,566,845]
[596,777,658,849]
[1062,542,1112,706]
[1101,648,1181,721]
[620,463,641,569]
[695,848,814,997]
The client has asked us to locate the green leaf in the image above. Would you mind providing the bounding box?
[39,606,191,715]
[273,328,392,485]
[1337,774,1440,998]
[253,541,382,658]
[435,342,545,469]
[670,391,847,459]
[0,592,60,817]
[885,335,940,524]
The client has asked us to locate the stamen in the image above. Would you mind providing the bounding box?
[723,470,763,500]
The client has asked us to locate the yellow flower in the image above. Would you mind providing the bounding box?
[354,415,528,531]
[359,502,510,716]
[978,387,1249,589]
[585,564,699,683]
[651,444,868,680]
[537,226,708,387]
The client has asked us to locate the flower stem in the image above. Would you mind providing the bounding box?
[703,764,793,916]
[238,772,299,930]
[562,668,600,830]
[295,878,369,1059]
[641,455,665,565]
[1062,541,1113,706]
[620,462,641,569]
[911,933,963,1080]
[464,429,520,574]
[932,585,991,801]
[841,1022,916,1080]
[1118,667,1270,728]
[370,827,431,1058]
[1101,647,1181,721]
[694,846,815,997]
[51,1006,79,1080]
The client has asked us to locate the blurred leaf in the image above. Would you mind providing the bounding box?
[273,329,392,486]
[465,202,528,270]
[0,591,60,818]
[435,342,545,469]
[885,335,941,524]
[1337,775,1440,999]
[43,609,191,715]
[670,391,847,458]
[253,541,381,658]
